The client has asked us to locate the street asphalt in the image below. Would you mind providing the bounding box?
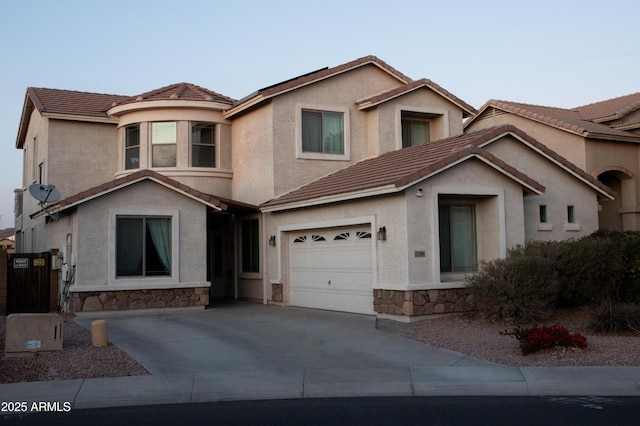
[1,301,639,411]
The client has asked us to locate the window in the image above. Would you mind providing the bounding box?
[539,205,547,223]
[124,125,140,170]
[301,110,344,154]
[567,205,575,223]
[241,219,259,273]
[151,122,177,167]
[402,119,430,148]
[38,162,44,184]
[116,217,172,277]
[191,122,216,167]
[439,204,477,273]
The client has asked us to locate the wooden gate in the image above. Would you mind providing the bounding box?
[6,253,51,314]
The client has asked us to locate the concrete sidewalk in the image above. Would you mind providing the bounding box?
[1,302,639,410]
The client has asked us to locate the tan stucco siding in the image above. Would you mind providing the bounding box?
[468,111,588,170]
[485,136,600,241]
[48,120,118,198]
[230,104,275,205]
[72,181,207,290]
[585,138,640,179]
[375,89,465,154]
[268,65,405,201]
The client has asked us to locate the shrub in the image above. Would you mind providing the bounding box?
[505,325,587,355]
[588,303,640,334]
[467,254,560,323]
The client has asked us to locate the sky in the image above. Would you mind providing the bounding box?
[0,0,638,229]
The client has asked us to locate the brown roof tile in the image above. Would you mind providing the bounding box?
[47,169,257,215]
[472,99,640,140]
[27,87,128,117]
[574,92,640,122]
[262,125,613,210]
[357,78,477,118]
[115,82,235,107]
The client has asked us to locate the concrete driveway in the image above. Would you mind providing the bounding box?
[5,301,638,410]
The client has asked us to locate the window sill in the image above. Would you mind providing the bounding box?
[538,223,553,231]
[564,223,581,232]
[296,152,350,161]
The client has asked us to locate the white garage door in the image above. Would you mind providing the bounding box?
[289,226,374,314]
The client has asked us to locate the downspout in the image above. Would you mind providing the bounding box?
[261,211,268,305]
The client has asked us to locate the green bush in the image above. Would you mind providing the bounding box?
[467,254,560,323]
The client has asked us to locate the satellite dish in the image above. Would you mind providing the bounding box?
[29,184,61,204]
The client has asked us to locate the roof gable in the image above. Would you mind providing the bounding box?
[224,55,413,118]
[357,78,477,118]
[468,99,640,141]
[34,169,257,219]
[115,82,236,107]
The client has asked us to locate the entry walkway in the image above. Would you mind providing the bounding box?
[1,302,639,409]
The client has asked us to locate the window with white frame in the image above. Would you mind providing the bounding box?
[241,218,260,273]
[151,122,177,167]
[191,122,216,167]
[301,109,345,155]
[116,216,172,277]
[124,124,140,170]
[439,203,477,273]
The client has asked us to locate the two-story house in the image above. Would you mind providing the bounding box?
[14,56,613,319]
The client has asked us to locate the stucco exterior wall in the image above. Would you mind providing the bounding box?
[48,120,118,198]
[70,180,207,291]
[268,65,404,202]
[467,111,588,170]
[230,104,275,205]
[374,89,465,154]
[485,136,600,241]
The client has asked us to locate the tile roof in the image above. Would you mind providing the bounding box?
[357,78,477,118]
[38,169,257,218]
[225,55,413,118]
[115,82,236,107]
[470,99,640,140]
[574,92,640,123]
[261,124,614,210]
[27,87,129,117]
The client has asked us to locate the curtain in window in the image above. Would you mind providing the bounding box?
[147,218,171,274]
[116,218,143,276]
[302,111,322,152]
[410,121,429,147]
[450,205,476,272]
[323,112,344,154]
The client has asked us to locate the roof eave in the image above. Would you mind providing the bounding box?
[109,100,233,116]
[260,185,399,212]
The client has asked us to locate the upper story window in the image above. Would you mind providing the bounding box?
[124,124,140,170]
[151,122,177,167]
[191,122,215,167]
[401,112,431,148]
[302,110,344,155]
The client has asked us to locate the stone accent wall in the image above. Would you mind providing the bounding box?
[70,287,209,312]
[373,288,475,317]
[272,283,283,302]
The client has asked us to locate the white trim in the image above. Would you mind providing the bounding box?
[431,186,506,286]
[261,185,397,212]
[538,222,553,231]
[106,208,180,290]
[564,223,581,232]
[395,105,450,150]
[295,103,351,161]
[108,100,232,116]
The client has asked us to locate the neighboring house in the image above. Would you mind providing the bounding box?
[13,56,613,319]
[465,94,640,231]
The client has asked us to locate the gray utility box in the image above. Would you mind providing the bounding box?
[4,313,64,358]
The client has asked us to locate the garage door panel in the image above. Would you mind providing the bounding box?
[289,226,374,314]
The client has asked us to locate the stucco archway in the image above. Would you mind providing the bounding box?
[596,167,637,231]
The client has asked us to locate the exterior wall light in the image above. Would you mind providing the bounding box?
[268,235,276,247]
[416,187,424,197]
[377,226,387,241]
